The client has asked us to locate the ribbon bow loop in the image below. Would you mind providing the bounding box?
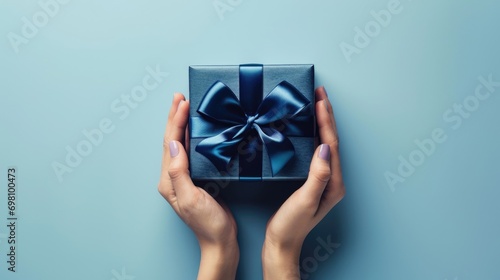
[195,80,310,176]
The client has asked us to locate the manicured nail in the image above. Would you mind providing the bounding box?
[169,141,179,158]
[318,144,330,161]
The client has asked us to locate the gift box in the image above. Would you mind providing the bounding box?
[189,64,316,182]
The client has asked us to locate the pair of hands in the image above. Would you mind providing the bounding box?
[158,86,345,280]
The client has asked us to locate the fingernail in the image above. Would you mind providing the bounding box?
[169,141,179,158]
[177,100,185,111]
[318,144,330,161]
[322,86,328,97]
[323,99,329,111]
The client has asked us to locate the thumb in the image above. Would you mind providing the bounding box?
[301,144,332,201]
[168,140,196,199]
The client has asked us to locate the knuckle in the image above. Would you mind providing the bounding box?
[168,165,184,180]
[158,182,175,202]
[310,166,331,183]
[163,136,171,150]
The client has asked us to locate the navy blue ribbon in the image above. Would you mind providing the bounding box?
[191,64,312,178]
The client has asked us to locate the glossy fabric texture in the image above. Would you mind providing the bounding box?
[193,68,311,176]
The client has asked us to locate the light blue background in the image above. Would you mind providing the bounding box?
[1,0,499,279]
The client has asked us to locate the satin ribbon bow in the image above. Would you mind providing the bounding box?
[194,80,310,176]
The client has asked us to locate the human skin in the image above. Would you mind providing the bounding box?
[262,86,345,279]
[158,86,345,280]
[158,93,239,280]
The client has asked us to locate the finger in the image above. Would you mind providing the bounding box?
[300,144,331,207]
[315,88,345,216]
[167,140,197,200]
[167,100,189,145]
[185,123,190,154]
[315,86,335,123]
[167,93,186,126]
[315,86,328,102]
[316,88,340,172]
[165,94,186,143]
[315,86,338,146]
[159,96,189,206]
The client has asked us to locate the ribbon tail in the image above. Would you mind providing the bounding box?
[195,126,245,172]
[254,126,295,176]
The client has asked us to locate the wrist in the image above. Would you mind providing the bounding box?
[262,238,302,280]
[198,239,239,280]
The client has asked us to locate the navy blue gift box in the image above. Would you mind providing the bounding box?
[189,64,316,182]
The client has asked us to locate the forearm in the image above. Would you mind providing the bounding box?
[198,241,239,280]
[262,239,302,280]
